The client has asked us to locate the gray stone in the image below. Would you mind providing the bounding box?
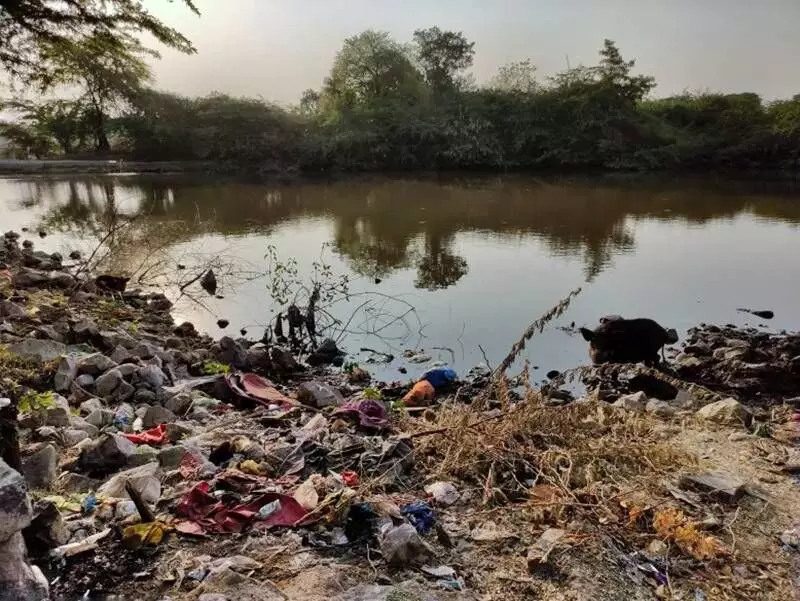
[114,380,135,403]
[138,364,167,389]
[36,325,64,342]
[117,363,138,378]
[75,374,95,389]
[679,471,747,503]
[128,446,158,467]
[114,403,135,424]
[245,345,271,371]
[21,445,58,490]
[79,398,104,415]
[217,336,247,369]
[13,268,49,288]
[134,343,158,360]
[54,472,101,495]
[0,459,33,541]
[62,429,90,447]
[34,427,59,442]
[110,345,134,364]
[696,398,752,426]
[527,528,566,572]
[612,391,648,411]
[85,409,114,429]
[143,405,176,429]
[379,523,432,567]
[0,533,50,601]
[157,445,187,469]
[297,381,344,408]
[95,368,123,398]
[45,407,70,428]
[24,499,70,551]
[49,271,76,288]
[166,422,194,443]
[72,319,99,340]
[134,389,157,404]
[77,353,118,376]
[78,434,136,473]
[0,300,25,319]
[646,399,677,418]
[54,356,78,392]
[68,416,99,437]
[165,392,193,416]
[8,338,67,363]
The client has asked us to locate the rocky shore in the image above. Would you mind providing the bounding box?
[1,230,800,601]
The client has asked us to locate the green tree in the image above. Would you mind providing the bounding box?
[0,0,197,83]
[488,59,538,93]
[39,32,153,152]
[412,27,475,95]
[322,30,425,112]
[2,98,89,154]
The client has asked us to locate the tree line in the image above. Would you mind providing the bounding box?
[1,3,799,172]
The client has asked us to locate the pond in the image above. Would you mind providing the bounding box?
[2,173,800,384]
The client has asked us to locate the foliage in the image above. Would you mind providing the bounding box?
[201,361,230,375]
[1,98,89,155]
[0,0,197,83]
[488,59,538,93]
[412,27,475,96]
[653,508,727,560]
[18,390,55,414]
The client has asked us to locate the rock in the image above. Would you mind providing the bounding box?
[0,300,26,319]
[679,472,747,503]
[628,374,678,401]
[647,539,669,558]
[8,338,67,363]
[728,432,751,442]
[217,319,230,329]
[0,533,50,601]
[97,462,161,504]
[34,427,58,442]
[157,446,186,469]
[54,472,101,495]
[306,338,344,367]
[166,423,194,443]
[23,499,69,555]
[110,346,134,364]
[78,399,103,416]
[165,392,193,416]
[200,269,217,295]
[36,325,65,342]
[77,353,118,376]
[78,434,136,473]
[379,523,432,567]
[48,271,76,288]
[117,363,138,378]
[143,406,176,429]
[85,409,114,429]
[138,364,167,389]
[613,391,648,411]
[128,446,158,467]
[72,319,99,341]
[646,399,677,418]
[296,382,344,408]
[62,430,90,447]
[245,345,271,371]
[114,380,135,403]
[54,356,78,392]
[75,374,95,389]
[21,445,58,489]
[174,322,198,338]
[0,459,33,541]
[13,268,49,288]
[114,403,135,425]
[68,416,99,437]
[95,368,123,398]
[134,389,157,404]
[696,398,752,426]
[527,528,567,572]
[675,353,703,369]
[271,347,301,373]
[133,342,158,360]
[217,337,247,369]
[44,407,70,427]
[424,481,459,506]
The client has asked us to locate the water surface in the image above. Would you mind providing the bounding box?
[2,174,799,383]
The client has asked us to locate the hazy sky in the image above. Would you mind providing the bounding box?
[149,0,800,105]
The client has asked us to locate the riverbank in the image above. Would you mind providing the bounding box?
[0,230,799,601]
[0,160,214,175]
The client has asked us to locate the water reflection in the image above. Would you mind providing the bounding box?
[5,174,800,288]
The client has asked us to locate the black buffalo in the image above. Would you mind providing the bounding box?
[580,317,678,365]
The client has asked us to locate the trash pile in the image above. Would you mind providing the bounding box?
[2,229,800,601]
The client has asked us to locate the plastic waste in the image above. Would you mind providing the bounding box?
[122,423,168,446]
[379,523,433,567]
[421,367,457,389]
[332,398,389,430]
[122,521,168,549]
[401,501,436,534]
[97,462,161,505]
[51,528,111,558]
[81,493,98,515]
[402,380,435,407]
[341,471,360,487]
[424,481,459,506]
[258,500,282,520]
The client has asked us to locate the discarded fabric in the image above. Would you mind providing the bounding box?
[401,501,435,534]
[332,398,389,430]
[122,424,169,446]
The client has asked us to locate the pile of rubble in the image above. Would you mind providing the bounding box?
[2,229,800,601]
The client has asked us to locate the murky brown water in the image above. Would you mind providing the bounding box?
[2,173,800,382]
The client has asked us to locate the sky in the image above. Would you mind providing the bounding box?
[145,1,800,106]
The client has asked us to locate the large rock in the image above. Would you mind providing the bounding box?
[75,374,95,390]
[612,391,648,411]
[68,416,99,437]
[78,434,136,473]
[142,405,176,429]
[79,398,104,415]
[85,409,114,429]
[23,499,69,555]
[72,319,99,341]
[0,532,50,601]
[646,399,677,418]
[110,346,134,364]
[0,460,32,541]
[49,271,76,288]
[12,268,49,288]
[297,382,344,408]
[8,339,67,363]
[696,398,752,426]
[138,364,167,389]
[54,356,78,392]
[77,353,118,376]
[21,445,58,490]
[0,300,25,319]
[165,392,193,416]
[379,523,432,567]
[95,368,123,398]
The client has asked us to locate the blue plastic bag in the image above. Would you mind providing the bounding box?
[401,501,436,534]
[421,368,457,390]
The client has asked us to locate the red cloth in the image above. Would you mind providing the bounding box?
[175,481,309,534]
[341,471,360,487]
[122,424,168,446]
